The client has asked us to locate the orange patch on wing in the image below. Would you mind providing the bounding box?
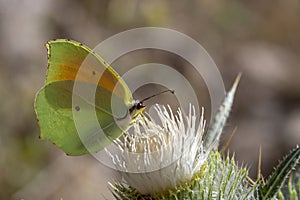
[45,40,130,101]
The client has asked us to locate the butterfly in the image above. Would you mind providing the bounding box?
[34,39,173,156]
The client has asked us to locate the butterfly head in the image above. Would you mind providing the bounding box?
[129,89,175,119]
[129,100,146,118]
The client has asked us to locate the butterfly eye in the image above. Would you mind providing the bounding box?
[136,102,144,110]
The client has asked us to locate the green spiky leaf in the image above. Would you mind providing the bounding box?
[258,146,300,200]
[203,74,241,150]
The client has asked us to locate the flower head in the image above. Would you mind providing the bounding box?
[107,105,208,195]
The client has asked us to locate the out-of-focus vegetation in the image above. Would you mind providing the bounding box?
[0,0,299,199]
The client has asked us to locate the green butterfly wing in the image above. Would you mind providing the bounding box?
[34,40,133,156]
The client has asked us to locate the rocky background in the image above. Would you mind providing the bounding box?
[0,0,299,199]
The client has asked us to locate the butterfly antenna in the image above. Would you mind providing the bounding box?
[140,89,175,103]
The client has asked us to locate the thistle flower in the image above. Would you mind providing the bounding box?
[107,105,255,199]
[108,105,208,195]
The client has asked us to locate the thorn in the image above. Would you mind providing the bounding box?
[257,145,262,181]
[262,175,266,185]
[230,72,242,94]
[220,126,238,154]
[246,176,256,185]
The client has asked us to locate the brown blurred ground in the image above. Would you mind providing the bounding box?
[0,0,299,199]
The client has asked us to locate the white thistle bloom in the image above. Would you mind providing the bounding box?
[107,104,209,195]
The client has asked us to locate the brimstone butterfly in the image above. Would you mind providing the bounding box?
[34,39,173,156]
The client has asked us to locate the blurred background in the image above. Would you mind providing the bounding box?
[0,0,299,199]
